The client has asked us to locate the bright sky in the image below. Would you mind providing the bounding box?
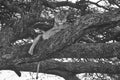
[0,70,65,80]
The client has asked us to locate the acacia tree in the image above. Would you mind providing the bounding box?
[1,0,120,80]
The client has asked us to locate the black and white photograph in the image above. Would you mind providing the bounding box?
[0,0,120,80]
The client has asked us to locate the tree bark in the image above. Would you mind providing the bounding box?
[0,8,120,79]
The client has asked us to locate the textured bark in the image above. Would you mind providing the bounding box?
[52,43,120,58]
[1,60,120,79]
[0,8,120,79]
[34,9,120,61]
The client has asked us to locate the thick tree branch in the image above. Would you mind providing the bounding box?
[42,0,110,10]
[52,43,120,59]
[1,8,120,77]
[1,9,120,64]
[34,9,120,61]
[1,60,120,76]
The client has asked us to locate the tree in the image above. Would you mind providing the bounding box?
[0,0,120,80]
